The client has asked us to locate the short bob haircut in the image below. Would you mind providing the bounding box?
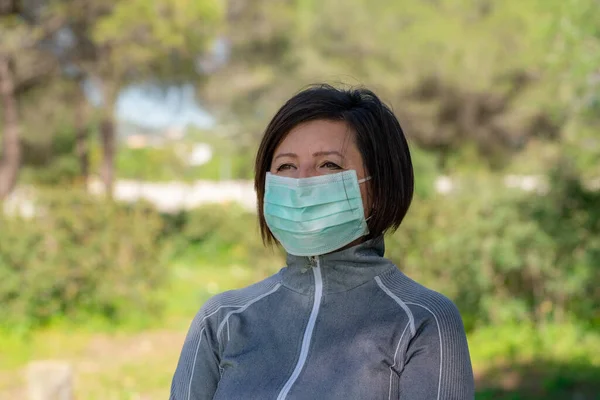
[255,84,414,246]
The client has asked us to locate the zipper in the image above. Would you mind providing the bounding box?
[276,255,323,400]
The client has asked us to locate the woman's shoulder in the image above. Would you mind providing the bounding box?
[376,267,464,329]
[192,271,283,324]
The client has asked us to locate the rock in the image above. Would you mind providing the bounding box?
[26,361,73,400]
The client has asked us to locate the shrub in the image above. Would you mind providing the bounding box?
[162,203,284,273]
[387,169,600,330]
[0,189,166,330]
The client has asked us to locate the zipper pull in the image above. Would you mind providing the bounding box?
[302,256,315,272]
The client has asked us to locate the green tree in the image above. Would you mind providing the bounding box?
[0,0,60,199]
[0,53,20,199]
[202,0,599,173]
[52,0,224,196]
[541,0,600,177]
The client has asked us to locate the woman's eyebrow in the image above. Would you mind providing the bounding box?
[274,152,297,160]
[313,151,344,158]
[274,151,345,160]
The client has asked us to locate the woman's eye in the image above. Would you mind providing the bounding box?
[277,164,294,171]
[321,162,342,170]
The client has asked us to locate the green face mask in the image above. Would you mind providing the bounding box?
[263,170,371,256]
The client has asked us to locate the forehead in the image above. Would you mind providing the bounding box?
[274,119,357,154]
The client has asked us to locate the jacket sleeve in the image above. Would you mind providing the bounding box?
[397,299,475,400]
[170,311,221,400]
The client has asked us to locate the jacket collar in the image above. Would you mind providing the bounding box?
[280,236,395,295]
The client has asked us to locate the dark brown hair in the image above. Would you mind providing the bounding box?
[255,84,414,245]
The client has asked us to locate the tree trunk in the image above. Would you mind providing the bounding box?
[98,74,117,199]
[0,56,21,201]
[100,115,115,198]
[75,83,89,186]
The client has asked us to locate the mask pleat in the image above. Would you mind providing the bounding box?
[266,208,362,233]
[265,180,360,208]
[271,221,369,257]
[264,198,363,221]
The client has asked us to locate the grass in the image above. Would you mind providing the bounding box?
[0,329,181,399]
[470,324,600,399]
[0,261,267,399]
[1,260,599,399]
[158,260,267,329]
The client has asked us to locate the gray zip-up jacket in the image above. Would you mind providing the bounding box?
[170,237,474,399]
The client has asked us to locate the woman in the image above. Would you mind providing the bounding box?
[170,85,474,399]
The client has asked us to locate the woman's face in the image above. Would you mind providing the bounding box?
[269,119,372,217]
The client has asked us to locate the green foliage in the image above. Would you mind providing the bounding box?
[104,129,257,181]
[409,145,440,198]
[19,122,81,185]
[469,322,600,368]
[21,155,80,185]
[115,146,186,181]
[0,190,166,331]
[7,0,598,180]
[386,168,600,330]
[89,0,224,79]
[109,145,253,181]
[471,324,600,400]
[200,0,600,172]
[161,204,284,270]
[15,85,95,186]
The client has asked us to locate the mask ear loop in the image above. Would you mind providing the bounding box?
[366,203,376,222]
[358,176,374,221]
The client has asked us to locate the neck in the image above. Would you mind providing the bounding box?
[281,236,394,294]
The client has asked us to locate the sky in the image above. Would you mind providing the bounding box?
[50,24,229,134]
[83,81,216,132]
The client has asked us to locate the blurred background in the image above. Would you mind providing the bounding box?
[1,0,599,398]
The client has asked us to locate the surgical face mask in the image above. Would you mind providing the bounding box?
[263,170,371,257]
